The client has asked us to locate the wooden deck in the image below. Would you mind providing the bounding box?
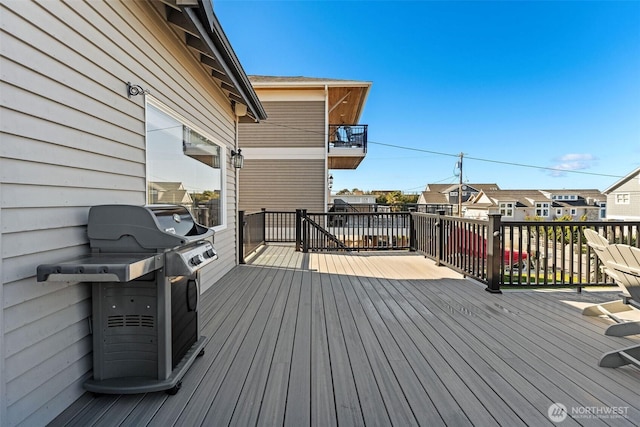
[52,244,640,426]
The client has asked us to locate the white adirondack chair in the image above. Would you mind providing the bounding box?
[598,244,640,369]
[581,229,638,337]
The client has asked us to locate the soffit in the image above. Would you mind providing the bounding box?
[155,0,266,122]
[249,76,372,125]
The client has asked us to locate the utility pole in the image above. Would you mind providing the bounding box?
[458,152,463,217]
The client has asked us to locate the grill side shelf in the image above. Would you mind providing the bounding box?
[37,254,163,282]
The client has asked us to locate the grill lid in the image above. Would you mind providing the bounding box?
[88,204,214,253]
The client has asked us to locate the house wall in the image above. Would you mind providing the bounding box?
[239,159,326,212]
[238,98,327,213]
[606,171,640,220]
[0,1,238,425]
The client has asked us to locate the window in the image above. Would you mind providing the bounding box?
[499,202,514,217]
[556,208,563,216]
[599,202,606,219]
[615,193,630,204]
[570,208,577,216]
[535,202,549,217]
[146,102,224,228]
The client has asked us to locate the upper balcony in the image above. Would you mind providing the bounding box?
[328,124,368,169]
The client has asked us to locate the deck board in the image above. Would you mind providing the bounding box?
[318,264,364,426]
[50,244,640,427]
[328,263,392,426]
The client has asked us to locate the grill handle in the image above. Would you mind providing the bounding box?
[187,279,198,312]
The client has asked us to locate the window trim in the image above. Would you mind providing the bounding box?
[615,193,630,205]
[599,203,607,219]
[145,97,228,231]
[499,202,514,217]
[535,202,550,217]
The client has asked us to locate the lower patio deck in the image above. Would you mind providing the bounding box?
[52,244,640,426]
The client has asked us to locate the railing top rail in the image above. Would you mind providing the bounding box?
[503,220,638,227]
[411,212,490,225]
[309,211,411,216]
[243,210,300,216]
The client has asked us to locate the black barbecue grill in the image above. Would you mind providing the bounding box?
[37,204,217,395]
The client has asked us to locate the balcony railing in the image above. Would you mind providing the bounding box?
[412,211,640,292]
[329,202,453,215]
[328,124,368,151]
[239,209,640,292]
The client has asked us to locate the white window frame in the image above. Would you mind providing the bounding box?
[145,98,227,231]
[535,202,550,217]
[599,202,606,219]
[570,208,577,216]
[615,193,630,205]
[499,202,514,217]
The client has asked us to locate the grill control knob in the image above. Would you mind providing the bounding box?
[204,249,216,259]
[190,255,203,266]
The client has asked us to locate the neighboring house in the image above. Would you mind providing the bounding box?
[149,182,194,205]
[330,194,377,205]
[604,167,640,221]
[417,183,500,214]
[464,189,605,221]
[541,189,606,221]
[238,76,372,214]
[0,1,265,425]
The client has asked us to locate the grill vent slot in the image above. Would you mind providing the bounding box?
[107,315,155,328]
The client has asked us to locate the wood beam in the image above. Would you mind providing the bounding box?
[167,8,199,37]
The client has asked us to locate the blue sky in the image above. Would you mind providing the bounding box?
[216,0,640,193]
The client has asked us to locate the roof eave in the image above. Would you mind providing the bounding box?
[249,78,373,89]
[603,166,640,194]
[180,1,267,121]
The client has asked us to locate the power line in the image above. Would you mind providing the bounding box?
[404,175,458,191]
[368,141,624,179]
[255,120,627,180]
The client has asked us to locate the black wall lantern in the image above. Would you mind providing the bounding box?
[231,149,244,169]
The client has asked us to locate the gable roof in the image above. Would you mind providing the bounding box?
[424,183,500,193]
[420,192,449,204]
[161,0,267,122]
[424,184,453,193]
[420,183,500,204]
[603,167,640,194]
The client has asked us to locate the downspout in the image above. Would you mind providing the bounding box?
[0,183,5,427]
[234,113,240,264]
[324,84,329,213]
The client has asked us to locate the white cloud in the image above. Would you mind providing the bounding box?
[549,153,597,177]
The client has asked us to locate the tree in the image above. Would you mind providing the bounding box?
[192,190,219,203]
[525,214,581,245]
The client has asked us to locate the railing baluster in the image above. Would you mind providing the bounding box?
[252,209,638,290]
